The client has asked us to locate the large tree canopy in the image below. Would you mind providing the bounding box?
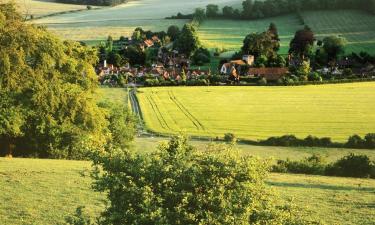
[173,23,200,57]
[0,3,132,158]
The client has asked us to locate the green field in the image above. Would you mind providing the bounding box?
[12,0,89,18]
[32,0,242,41]
[1,157,374,225]
[136,82,375,141]
[198,10,375,55]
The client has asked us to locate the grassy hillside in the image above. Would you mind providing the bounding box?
[198,10,375,55]
[32,0,242,41]
[198,15,302,54]
[136,82,375,141]
[11,0,89,18]
[1,157,374,224]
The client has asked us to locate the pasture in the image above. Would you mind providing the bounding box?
[1,157,374,224]
[136,82,375,142]
[198,10,375,54]
[32,0,242,40]
[11,0,88,18]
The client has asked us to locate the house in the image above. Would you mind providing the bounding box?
[220,55,254,75]
[248,67,289,81]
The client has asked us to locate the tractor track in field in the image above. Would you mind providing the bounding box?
[168,90,205,131]
[146,93,171,131]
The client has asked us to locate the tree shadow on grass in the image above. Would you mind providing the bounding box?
[266,181,375,192]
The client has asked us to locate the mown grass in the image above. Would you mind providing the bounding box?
[32,0,242,41]
[136,82,375,142]
[1,157,374,225]
[198,10,375,55]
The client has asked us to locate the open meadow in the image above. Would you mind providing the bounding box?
[31,0,242,41]
[136,82,375,142]
[1,157,374,225]
[12,0,89,18]
[198,10,375,54]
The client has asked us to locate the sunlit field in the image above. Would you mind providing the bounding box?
[198,10,375,54]
[12,0,89,18]
[32,0,242,40]
[1,156,374,225]
[136,82,375,141]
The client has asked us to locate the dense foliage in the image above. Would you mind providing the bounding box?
[200,0,375,20]
[0,3,135,158]
[274,153,375,178]
[89,135,318,224]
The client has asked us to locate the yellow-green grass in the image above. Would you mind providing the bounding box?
[97,87,128,104]
[198,10,375,55]
[0,158,104,225]
[135,136,375,162]
[136,82,375,142]
[10,0,89,18]
[303,10,375,54]
[1,157,374,224]
[32,0,242,40]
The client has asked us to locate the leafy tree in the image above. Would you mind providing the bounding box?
[106,35,113,52]
[289,26,315,59]
[174,23,200,56]
[242,31,278,59]
[268,22,280,51]
[206,4,219,17]
[296,60,311,76]
[222,6,235,18]
[0,3,109,158]
[90,135,317,224]
[193,8,206,23]
[167,25,180,41]
[98,102,136,150]
[107,52,125,67]
[242,0,254,19]
[322,36,346,63]
[122,45,146,66]
[192,47,210,65]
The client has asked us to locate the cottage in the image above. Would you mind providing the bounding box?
[248,67,289,81]
[220,56,254,75]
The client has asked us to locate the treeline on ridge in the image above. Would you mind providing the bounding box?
[169,0,375,20]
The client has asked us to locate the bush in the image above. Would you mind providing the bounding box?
[346,134,365,148]
[224,133,236,144]
[325,154,375,178]
[144,78,160,86]
[257,77,267,85]
[260,135,300,146]
[273,154,326,175]
[308,72,322,82]
[90,135,315,224]
[364,133,375,149]
[186,79,208,86]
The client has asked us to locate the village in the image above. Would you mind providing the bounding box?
[96,26,375,87]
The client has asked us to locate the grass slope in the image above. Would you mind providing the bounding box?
[1,157,374,224]
[136,82,375,141]
[11,0,88,18]
[32,0,242,41]
[198,10,375,55]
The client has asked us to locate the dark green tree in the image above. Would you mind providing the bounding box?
[174,23,200,56]
[206,4,219,17]
[167,25,180,41]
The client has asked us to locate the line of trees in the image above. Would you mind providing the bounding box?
[202,0,375,20]
[273,153,375,178]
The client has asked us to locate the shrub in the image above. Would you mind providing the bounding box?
[325,154,375,178]
[90,135,315,224]
[308,72,322,82]
[260,135,300,146]
[186,79,208,86]
[144,78,160,86]
[257,77,267,85]
[273,154,326,175]
[345,134,364,148]
[364,133,375,149]
[224,133,237,144]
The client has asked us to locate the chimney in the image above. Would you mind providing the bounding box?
[104,60,107,68]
